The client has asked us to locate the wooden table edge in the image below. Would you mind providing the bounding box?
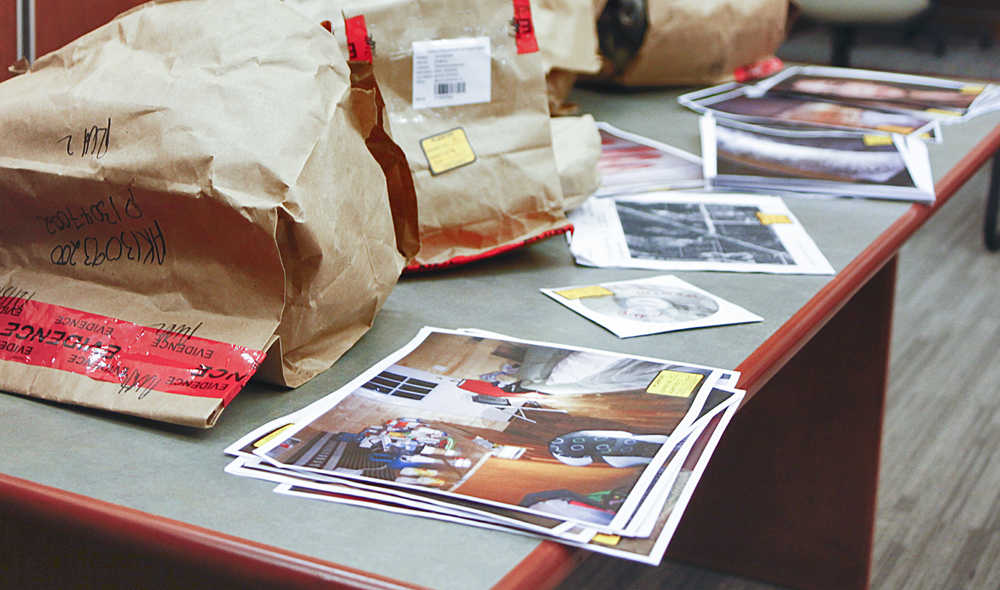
[0,472,428,590]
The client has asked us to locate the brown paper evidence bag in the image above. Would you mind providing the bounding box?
[0,0,419,427]
[300,0,573,270]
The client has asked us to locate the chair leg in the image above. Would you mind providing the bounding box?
[831,25,855,67]
[985,149,1000,252]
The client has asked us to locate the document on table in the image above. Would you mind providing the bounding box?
[700,115,935,203]
[568,190,835,275]
[541,274,762,338]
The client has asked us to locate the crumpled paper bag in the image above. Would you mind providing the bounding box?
[289,0,571,270]
[0,0,418,427]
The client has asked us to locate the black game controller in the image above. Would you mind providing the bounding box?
[549,430,667,468]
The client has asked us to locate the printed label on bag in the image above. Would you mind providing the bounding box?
[0,297,265,404]
[554,285,614,300]
[756,212,791,225]
[420,128,477,175]
[412,37,491,109]
[646,370,702,397]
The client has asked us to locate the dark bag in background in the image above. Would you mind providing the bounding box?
[594,0,791,86]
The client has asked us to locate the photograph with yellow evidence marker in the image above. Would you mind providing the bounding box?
[252,327,734,533]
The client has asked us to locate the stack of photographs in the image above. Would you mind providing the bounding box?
[700,115,935,203]
[679,80,942,138]
[751,65,1000,123]
[593,122,704,197]
[567,190,834,275]
[680,66,1000,141]
[225,327,745,565]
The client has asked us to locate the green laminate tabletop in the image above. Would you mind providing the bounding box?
[1,86,998,590]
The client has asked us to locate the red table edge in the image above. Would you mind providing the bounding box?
[495,122,1000,590]
[0,472,428,590]
[1,126,998,590]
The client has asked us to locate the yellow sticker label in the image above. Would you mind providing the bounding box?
[420,128,476,175]
[925,108,960,117]
[756,212,791,225]
[863,134,894,147]
[876,124,914,134]
[960,84,985,95]
[554,285,614,300]
[253,424,296,448]
[591,533,621,546]
[646,370,702,397]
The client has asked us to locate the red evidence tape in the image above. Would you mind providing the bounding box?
[344,15,373,63]
[404,224,573,273]
[512,0,539,54]
[732,56,784,83]
[0,297,265,405]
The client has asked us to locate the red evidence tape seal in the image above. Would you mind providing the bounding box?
[0,297,265,405]
[404,224,573,273]
[512,0,539,54]
[732,56,784,83]
[344,15,373,63]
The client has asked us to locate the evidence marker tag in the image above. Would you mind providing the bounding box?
[254,424,296,448]
[420,128,477,175]
[925,108,960,117]
[863,134,894,147]
[756,212,791,225]
[646,370,702,398]
[591,533,621,546]
[554,285,614,300]
[876,124,914,134]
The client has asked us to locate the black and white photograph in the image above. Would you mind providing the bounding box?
[541,275,762,338]
[568,191,834,274]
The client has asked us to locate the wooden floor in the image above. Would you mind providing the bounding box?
[556,24,1000,590]
[555,135,1000,590]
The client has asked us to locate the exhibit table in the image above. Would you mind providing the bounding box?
[2,87,999,590]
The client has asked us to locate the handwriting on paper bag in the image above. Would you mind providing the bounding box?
[116,365,159,400]
[48,220,167,267]
[0,285,36,317]
[38,189,143,235]
[57,118,111,159]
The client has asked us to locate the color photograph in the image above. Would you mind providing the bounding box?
[255,328,727,530]
[714,124,915,186]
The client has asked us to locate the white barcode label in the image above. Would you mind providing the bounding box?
[412,37,491,109]
[436,82,466,96]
